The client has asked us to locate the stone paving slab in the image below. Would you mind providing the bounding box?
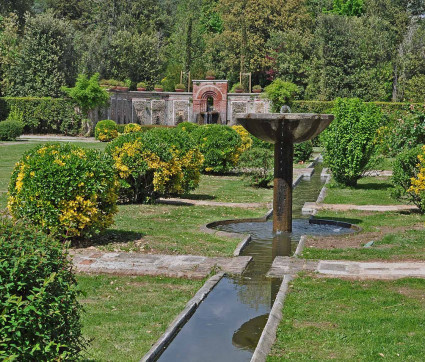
[71,250,251,279]
[266,257,318,277]
[302,202,418,215]
[268,257,425,280]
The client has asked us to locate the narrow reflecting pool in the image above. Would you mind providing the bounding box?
[157,165,354,361]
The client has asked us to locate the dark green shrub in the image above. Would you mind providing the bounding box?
[117,124,126,133]
[191,124,242,173]
[176,121,199,133]
[382,104,425,156]
[105,128,204,203]
[95,119,118,141]
[0,217,86,360]
[0,120,24,140]
[238,147,274,187]
[392,144,423,209]
[0,97,81,135]
[8,143,118,239]
[321,98,383,186]
[294,141,313,163]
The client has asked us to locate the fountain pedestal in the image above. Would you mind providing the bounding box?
[236,113,333,233]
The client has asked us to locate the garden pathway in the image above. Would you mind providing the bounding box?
[267,257,425,280]
[71,250,251,279]
[302,202,418,214]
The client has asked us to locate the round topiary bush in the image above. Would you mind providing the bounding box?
[0,217,86,360]
[0,120,24,141]
[8,143,118,239]
[106,128,204,203]
[124,123,142,133]
[294,141,313,163]
[191,124,243,173]
[95,119,118,142]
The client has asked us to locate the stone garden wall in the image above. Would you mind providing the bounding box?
[104,81,271,126]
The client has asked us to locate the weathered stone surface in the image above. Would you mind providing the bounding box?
[302,202,418,215]
[71,251,252,279]
[268,258,425,280]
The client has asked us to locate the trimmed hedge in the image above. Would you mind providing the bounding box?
[292,100,421,117]
[0,97,81,135]
[0,217,86,360]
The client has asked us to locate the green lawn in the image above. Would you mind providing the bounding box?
[324,176,402,205]
[303,208,425,261]
[268,275,425,361]
[181,174,273,203]
[77,274,203,362]
[86,203,268,256]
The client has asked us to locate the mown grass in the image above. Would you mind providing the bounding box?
[77,274,203,362]
[268,275,425,361]
[88,203,268,256]
[324,176,402,205]
[181,174,273,203]
[303,209,425,261]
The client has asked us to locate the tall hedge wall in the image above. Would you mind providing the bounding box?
[0,97,81,135]
[292,100,421,118]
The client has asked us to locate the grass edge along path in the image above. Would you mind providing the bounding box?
[268,274,425,361]
[77,274,203,362]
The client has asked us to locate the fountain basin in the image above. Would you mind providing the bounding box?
[235,113,333,144]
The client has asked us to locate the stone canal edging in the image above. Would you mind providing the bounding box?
[140,272,225,362]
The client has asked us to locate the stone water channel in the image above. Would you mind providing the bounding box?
[155,164,353,361]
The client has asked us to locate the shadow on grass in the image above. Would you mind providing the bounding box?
[354,182,394,191]
[180,193,216,201]
[314,216,364,226]
[73,229,145,249]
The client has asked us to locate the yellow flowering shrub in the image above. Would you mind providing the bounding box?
[105,128,204,203]
[124,123,142,133]
[407,145,425,213]
[95,119,118,142]
[8,144,118,238]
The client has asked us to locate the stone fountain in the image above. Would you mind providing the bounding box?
[236,113,333,233]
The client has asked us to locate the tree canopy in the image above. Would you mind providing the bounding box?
[0,0,424,101]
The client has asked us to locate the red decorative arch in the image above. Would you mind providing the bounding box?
[193,81,228,124]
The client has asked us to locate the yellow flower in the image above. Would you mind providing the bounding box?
[54,159,65,167]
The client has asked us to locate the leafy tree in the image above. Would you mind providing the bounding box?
[328,0,365,16]
[61,73,109,117]
[3,11,77,97]
[109,30,163,86]
[206,0,313,84]
[0,0,34,22]
[306,14,393,101]
[0,14,20,96]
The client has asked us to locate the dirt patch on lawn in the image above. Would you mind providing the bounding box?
[305,224,424,249]
[393,287,425,305]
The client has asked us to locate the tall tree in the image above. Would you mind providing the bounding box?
[3,11,77,97]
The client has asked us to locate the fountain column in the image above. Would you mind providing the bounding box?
[273,123,293,233]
